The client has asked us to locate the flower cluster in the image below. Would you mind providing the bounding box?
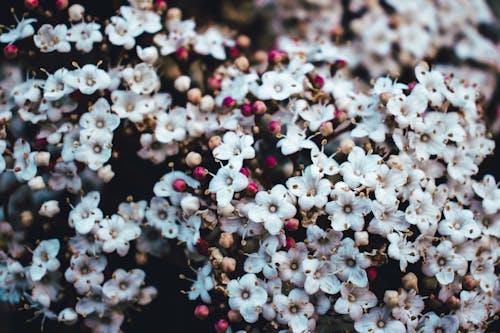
[0,0,498,333]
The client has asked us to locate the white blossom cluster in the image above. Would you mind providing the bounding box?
[0,1,499,333]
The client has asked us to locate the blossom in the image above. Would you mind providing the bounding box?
[69,191,103,235]
[421,240,467,285]
[334,283,378,320]
[277,124,316,155]
[0,16,36,44]
[33,24,70,53]
[251,71,301,101]
[187,264,214,303]
[417,312,459,333]
[212,131,255,169]
[472,174,500,215]
[286,165,331,211]
[29,239,60,282]
[438,203,481,243]
[97,214,141,256]
[227,273,267,323]
[66,22,103,53]
[339,146,382,188]
[208,163,248,208]
[64,64,111,95]
[325,182,371,231]
[387,233,419,272]
[302,258,340,295]
[273,289,315,333]
[193,27,234,60]
[249,184,297,235]
[354,307,406,333]
[122,62,159,94]
[272,243,308,286]
[105,16,140,49]
[153,19,196,55]
[299,103,335,131]
[13,139,37,181]
[64,254,107,294]
[153,170,200,206]
[154,108,187,143]
[330,238,370,287]
[102,268,145,304]
[305,225,342,257]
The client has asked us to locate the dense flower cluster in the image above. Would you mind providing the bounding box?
[0,0,498,333]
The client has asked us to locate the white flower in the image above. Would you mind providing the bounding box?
[145,196,178,238]
[13,139,37,181]
[387,233,419,272]
[302,258,340,295]
[334,283,378,320]
[299,103,335,131]
[193,27,234,60]
[272,243,308,286]
[251,71,301,101]
[277,124,315,155]
[330,238,370,287]
[105,16,140,49]
[213,131,255,169]
[227,273,267,323]
[65,64,111,95]
[454,291,489,329]
[414,64,446,106]
[442,147,478,183]
[0,16,36,44]
[208,163,248,208]
[64,254,107,294]
[43,68,72,101]
[102,268,145,304]
[137,133,178,164]
[422,240,467,285]
[122,62,159,94]
[97,214,141,256]
[339,146,382,188]
[120,5,162,35]
[74,130,113,170]
[386,86,427,128]
[417,312,459,333]
[325,182,371,231]
[273,289,314,333]
[249,184,297,235]
[368,199,408,236]
[305,225,342,257]
[39,200,61,218]
[287,165,331,211]
[391,289,424,329]
[187,264,214,303]
[136,45,158,64]
[33,24,70,53]
[153,19,196,55]
[66,22,103,53]
[472,174,500,215]
[354,307,406,333]
[438,202,481,243]
[79,98,120,134]
[367,164,407,202]
[29,239,60,282]
[153,170,200,206]
[310,144,339,176]
[69,191,103,234]
[405,188,440,233]
[244,236,280,279]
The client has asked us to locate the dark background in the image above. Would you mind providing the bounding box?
[0,0,499,332]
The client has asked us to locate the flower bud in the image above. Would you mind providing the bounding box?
[208,135,221,150]
[354,231,369,246]
[35,151,50,166]
[193,166,208,180]
[214,319,229,333]
[187,88,202,104]
[367,267,377,281]
[97,165,115,183]
[383,290,399,307]
[218,204,234,216]
[285,237,296,248]
[239,167,250,177]
[422,277,438,290]
[219,232,234,249]
[136,46,159,65]
[28,176,45,191]
[402,272,419,291]
[194,305,209,319]
[174,75,191,92]
[196,238,209,256]
[246,182,258,194]
[221,257,236,272]
[3,44,18,59]
[313,75,324,89]
[25,0,38,9]
[446,296,461,310]
[268,120,281,134]
[175,47,189,61]
[254,50,268,63]
[154,0,167,11]
[462,275,479,290]
[265,156,277,168]
[55,0,69,10]
[173,178,187,192]
[200,95,215,112]
[379,92,393,105]
[285,218,299,232]
[334,59,348,68]
[282,161,294,177]
[222,96,236,108]
[237,35,250,48]
[227,310,242,323]
[268,49,285,63]
[167,7,182,22]
[68,4,85,21]
[229,47,239,58]
[340,138,355,154]
[319,121,334,137]
[234,56,249,71]
[180,196,200,215]
[335,109,346,122]
[252,100,267,115]
[241,103,253,117]
[186,151,202,167]
[207,77,221,90]
[58,308,77,325]
[39,200,60,218]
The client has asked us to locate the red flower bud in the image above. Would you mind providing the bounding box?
[25,0,38,9]
[3,44,18,59]
[367,267,377,281]
[285,237,296,249]
[239,167,250,177]
[285,218,299,232]
[222,96,236,108]
[268,120,281,134]
[214,319,229,333]
[194,305,209,319]
[264,156,277,168]
[175,47,189,61]
[241,103,253,117]
[172,178,187,192]
[246,182,258,194]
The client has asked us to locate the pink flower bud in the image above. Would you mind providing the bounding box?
[313,75,324,89]
[285,218,299,232]
[194,305,209,319]
[208,77,221,90]
[175,47,189,61]
[367,267,377,281]
[3,44,18,59]
[268,120,281,134]
[446,296,461,310]
[227,310,242,323]
[252,100,267,115]
[196,238,209,256]
[55,0,68,10]
[214,319,229,333]
[241,103,253,117]
[285,237,296,249]
[25,0,38,9]
[246,182,258,194]
[154,0,167,11]
[334,59,348,68]
[408,81,417,91]
[264,156,277,168]
[222,96,236,108]
[193,166,207,180]
[268,49,286,63]
[172,178,187,192]
[239,167,250,177]
[229,47,239,57]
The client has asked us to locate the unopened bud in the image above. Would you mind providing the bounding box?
[194,305,209,319]
[236,35,250,48]
[402,272,419,292]
[166,8,182,22]
[180,196,200,215]
[354,231,369,246]
[28,176,45,191]
[193,166,207,180]
[252,100,267,115]
[219,232,234,249]
[241,103,253,117]
[187,88,202,104]
[97,165,115,183]
[446,296,461,310]
[208,136,222,150]
[222,96,236,108]
[462,275,479,290]
[214,319,229,333]
[246,182,258,194]
[268,120,281,134]
[319,122,334,137]
[200,95,215,112]
[234,56,249,71]
[68,4,85,21]
[39,200,60,218]
[227,310,242,322]
[136,46,159,65]
[3,44,18,59]
[21,210,34,227]
[186,151,202,167]
[340,138,355,154]
[35,151,50,166]
[25,0,38,9]
[221,257,236,272]
[173,178,187,192]
[55,0,68,10]
[264,156,277,168]
[174,75,191,92]
[384,290,399,307]
[285,218,299,232]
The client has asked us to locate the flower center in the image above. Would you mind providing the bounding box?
[343,205,353,214]
[347,294,356,302]
[438,257,447,266]
[377,320,385,328]
[346,258,356,267]
[268,204,277,213]
[242,291,250,299]
[420,133,430,142]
